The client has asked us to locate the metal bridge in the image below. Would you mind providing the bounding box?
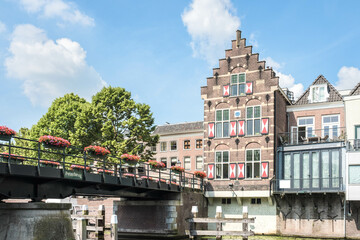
[0,137,204,201]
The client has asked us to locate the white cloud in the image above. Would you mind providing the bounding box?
[5,24,106,107]
[249,33,258,48]
[264,57,304,99]
[0,21,6,34]
[182,0,240,66]
[336,66,360,90]
[19,0,94,26]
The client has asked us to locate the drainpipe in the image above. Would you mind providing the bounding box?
[344,200,346,238]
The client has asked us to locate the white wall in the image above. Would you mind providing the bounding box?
[345,95,360,140]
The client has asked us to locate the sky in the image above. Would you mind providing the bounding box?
[1,0,360,132]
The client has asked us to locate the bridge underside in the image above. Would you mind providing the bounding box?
[0,163,183,201]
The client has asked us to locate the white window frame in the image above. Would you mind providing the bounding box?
[322,114,340,139]
[160,142,167,152]
[215,109,230,138]
[184,156,191,170]
[170,140,177,151]
[298,116,315,137]
[215,151,230,180]
[230,73,246,97]
[196,156,203,170]
[308,84,328,103]
[246,106,261,136]
[245,149,261,179]
[290,126,298,144]
[160,157,167,169]
[183,140,191,150]
[195,139,203,149]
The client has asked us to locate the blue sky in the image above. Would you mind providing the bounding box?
[1,0,360,132]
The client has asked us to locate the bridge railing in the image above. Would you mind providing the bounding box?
[0,136,204,191]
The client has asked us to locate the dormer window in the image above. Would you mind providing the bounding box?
[309,84,328,103]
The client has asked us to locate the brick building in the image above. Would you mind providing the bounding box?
[201,30,291,234]
[152,121,204,172]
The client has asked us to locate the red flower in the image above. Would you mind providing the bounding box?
[70,164,91,171]
[0,126,16,136]
[39,135,71,148]
[40,160,60,166]
[120,154,140,162]
[171,166,185,172]
[84,145,110,156]
[97,168,114,174]
[1,152,24,161]
[194,171,207,179]
[147,160,165,169]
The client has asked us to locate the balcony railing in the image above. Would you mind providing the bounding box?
[278,127,346,146]
[271,177,344,194]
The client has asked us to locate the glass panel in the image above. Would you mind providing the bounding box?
[223,110,229,121]
[231,75,238,84]
[312,152,319,188]
[284,154,291,180]
[356,126,360,139]
[332,125,338,137]
[216,164,221,179]
[223,163,229,178]
[246,163,252,178]
[223,151,229,162]
[246,150,252,161]
[319,87,325,101]
[216,110,222,121]
[306,118,313,125]
[293,154,300,188]
[223,122,229,137]
[331,116,338,122]
[254,106,261,118]
[349,165,360,184]
[184,157,191,170]
[231,85,237,96]
[303,153,310,188]
[216,152,222,162]
[216,123,222,138]
[307,127,313,137]
[254,162,260,178]
[239,84,246,95]
[332,151,340,188]
[239,73,245,83]
[254,119,260,135]
[196,156,203,169]
[299,119,306,125]
[324,126,329,137]
[247,107,253,118]
[254,150,260,161]
[322,151,330,189]
[323,116,331,123]
[247,120,253,135]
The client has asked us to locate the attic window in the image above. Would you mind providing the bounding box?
[309,84,328,103]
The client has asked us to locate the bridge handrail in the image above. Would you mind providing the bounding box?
[0,136,205,191]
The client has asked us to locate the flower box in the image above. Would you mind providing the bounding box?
[0,152,24,164]
[84,145,110,159]
[97,168,114,175]
[120,154,140,165]
[171,166,185,174]
[122,173,135,178]
[194,171,207,179]
[39,160,60,168]
[0,126,16,141]
[147,160,165,170]
[39,135,71,149]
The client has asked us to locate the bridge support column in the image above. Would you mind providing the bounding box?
[0,202,74,240]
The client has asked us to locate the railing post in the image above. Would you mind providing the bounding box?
[119,160,122,178]
[62,148,66,171]
[242,206,249,240]
[37,142,41,167]
[84,152,87,167]
[192,174,195,190]
[96,205,105,240]
[111,215,118,240]
[215,206,222,240]
[76,218,87,240]
[190,206,198,240]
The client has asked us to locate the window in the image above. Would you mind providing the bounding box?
[160,158,167,168]
[170,141,177,151]
[246,149,261,179]
[215,151,229,179]
[171,157,177,167]
[160,142,167,152]
[196,139,203,149]
[298,117,314,138]
[246,106,261,136]
[196,156,203,170]
[309,84,328,103]
[150,145,156,152]
[230,73,246,96]
[221,198,232,204]
[184,140,190,150]
[184,157,191,170]
[349,165,360,184]
[216,109,230,138]
[251,198,261,204]
[322,115,339,139]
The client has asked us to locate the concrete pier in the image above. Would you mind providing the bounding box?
[0,202,74,240]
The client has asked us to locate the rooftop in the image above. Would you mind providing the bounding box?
[153,121,203,135]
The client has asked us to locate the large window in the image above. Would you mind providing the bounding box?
[160,142,167,152]
[216,109,230,138]
[196,156,203,170]
[246,149,261,179]
[196,139,203,149]
[246,106,261,136]
[184,140,190,150]
[171,157,178,166]
[230,73,246,96]
[349,165,360,184]
[170,141,177,151]
[322,115,339,139]
[298,117,314,138]
[215,151,229,179]
[310,84,327,103]
[184,157,191,170]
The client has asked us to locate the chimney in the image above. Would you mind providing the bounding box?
[236,30,241,48]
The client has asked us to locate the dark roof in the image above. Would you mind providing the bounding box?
[153,121,203,135]
[350,82,360,96]
[295,75,343,105]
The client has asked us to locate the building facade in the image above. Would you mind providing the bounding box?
[201,30,290,234]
